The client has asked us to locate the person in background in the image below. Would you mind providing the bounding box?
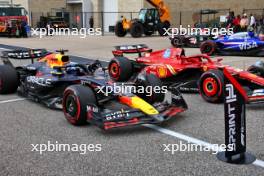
[240,13,249,32]
[21,20,27,37]
[226,11,235,29]
[6,22,12,38]
[89,16,94,28]
[233,15,241,33]
[249,13,256,31]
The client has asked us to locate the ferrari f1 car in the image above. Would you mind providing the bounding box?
[200,32,264,56]
[0,49,102,109]
[109,44,264,104]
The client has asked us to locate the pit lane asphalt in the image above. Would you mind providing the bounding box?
[0,41,264,176]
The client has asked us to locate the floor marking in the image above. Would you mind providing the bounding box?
[0,48,10,51]
[143,124,264,169]
[0,98,26,104]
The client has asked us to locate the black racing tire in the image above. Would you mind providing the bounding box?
[130,23,144,38]
[198,70,224,103]
[63,85,97,126]
[158,21,170,36]
[200,40,217,56]
[0,65,19,94]
[108,57,133,81]
[171,36,184,47]
[136,74,165,104]
[247,61,264,78]
[115,21,127,37]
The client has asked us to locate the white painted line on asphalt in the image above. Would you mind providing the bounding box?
[143,124,264,168]
[0,98,26,104]
[254,159,264,168]
[0,48,10,51]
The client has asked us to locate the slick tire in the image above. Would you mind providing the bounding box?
[136,74,165,104]
[200,40,217,56]
[130,23,144,38]
[171,36,184,47]
[63,85,97,126]
[108,57,133,81]
[198,70,224,103]
[247,61,264,78]
[0,65,19,94]
[115,21,127,37]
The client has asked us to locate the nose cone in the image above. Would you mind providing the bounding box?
[130,96,159,115]
[119,95,159,115]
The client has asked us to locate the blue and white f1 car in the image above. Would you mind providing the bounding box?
[200,32,264,56]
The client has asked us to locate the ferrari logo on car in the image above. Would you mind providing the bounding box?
[157,66,167,78]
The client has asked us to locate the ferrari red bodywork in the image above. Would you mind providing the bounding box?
[109,45,264,103]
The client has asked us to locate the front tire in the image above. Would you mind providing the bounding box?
[108,57,133,81]
[198,70,224,103]
[130,22,144,38]
[0,65,19,94]
[200,41,217,55]
[136,74,165,104]
[63,85,97,126]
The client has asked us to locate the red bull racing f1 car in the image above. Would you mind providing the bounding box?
[0,49,187,130]
[109,44,264,104]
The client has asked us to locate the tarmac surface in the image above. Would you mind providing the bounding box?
[0,35,263,176]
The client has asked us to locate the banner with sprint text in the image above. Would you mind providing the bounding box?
[223,69,247,156]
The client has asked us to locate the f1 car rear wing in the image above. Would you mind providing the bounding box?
[2,49,48,59]
[1,49,49,65]
[112,44,153,57]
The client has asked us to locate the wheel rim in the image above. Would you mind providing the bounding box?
[109,62,120,79]
[65,94,79,119]
[135,26,141,33]
[173,39,180,46]
[203,77,218,97]
[203,44,212,53]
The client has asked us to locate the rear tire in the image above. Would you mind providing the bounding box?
[115,21,127,37]
[200,41,217,55]
[130,23,144,38]
[0,65,19,94]
[108,57,133,81]
[247,61,264,78]
[63,85,97,126]
[136,74,165,104]
[171,36,184,47]
[198,70,224,103]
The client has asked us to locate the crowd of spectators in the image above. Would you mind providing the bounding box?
[226,11,264,34]
[6,19,29,38]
